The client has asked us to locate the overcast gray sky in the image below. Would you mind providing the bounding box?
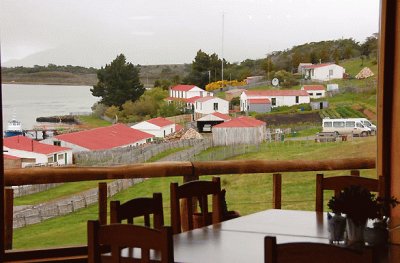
[1,0,379,68]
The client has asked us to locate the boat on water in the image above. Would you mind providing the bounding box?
[4,118,24,137]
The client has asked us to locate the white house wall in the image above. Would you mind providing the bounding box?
[195,98,229,114]
[307,65,345,81]
[240,93,310,111]
[42,138,89,153]
[133,124,175,138]
[3,147,72,166]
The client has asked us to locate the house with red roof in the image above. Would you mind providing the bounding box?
[301,85,326,99]
[194,96,229,115]
[166,85,214,111]
[4,136,72,167]
[301,63,345,81]
[131,117,177,138]
[212,116,266,146]
[42,124,154,153]
[240,90,310,112]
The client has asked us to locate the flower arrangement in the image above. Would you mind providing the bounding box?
[328,185,399,226]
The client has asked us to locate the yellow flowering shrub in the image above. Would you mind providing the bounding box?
[205,80,246,91]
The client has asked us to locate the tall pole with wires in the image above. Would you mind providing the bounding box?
[221,12,224,87]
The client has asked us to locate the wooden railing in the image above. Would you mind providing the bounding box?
[3,157,376,262]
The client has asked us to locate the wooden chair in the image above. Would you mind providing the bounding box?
[315,173,384,212]
[170,177,223,234]
[110,192,164,229]
[87,220,174,263]
[264,236,373,263]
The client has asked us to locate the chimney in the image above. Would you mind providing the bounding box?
[31,139,34,152]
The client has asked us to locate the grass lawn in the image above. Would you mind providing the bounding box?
[12,136,377,249]
[77,115,111,128]
[14,181,109,206]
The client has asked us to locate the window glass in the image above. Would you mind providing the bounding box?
[346,121,355,127]
[324,122,332,127]
[333,121,345,128]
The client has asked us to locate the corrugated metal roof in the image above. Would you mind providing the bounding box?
[54,124,154,150]
[4,135,71,154]
[302,63,334,69]
[302,85,325,91]
[213,116,265,128]
[248,98,271,104]
[146,117,175,127]
[244,90,309,96]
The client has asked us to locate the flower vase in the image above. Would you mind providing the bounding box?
[346,218,366,245]
[364,220,389,246]
[328,213,346,244]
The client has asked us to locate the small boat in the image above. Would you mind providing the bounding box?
[4,118,24,137]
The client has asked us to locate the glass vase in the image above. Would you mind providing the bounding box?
[346,218,366,245]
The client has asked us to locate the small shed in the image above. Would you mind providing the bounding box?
[310,101,329,110]
[196,112,231,133]
[212,116,266,146]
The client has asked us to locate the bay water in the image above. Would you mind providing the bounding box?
[2,84,99,132]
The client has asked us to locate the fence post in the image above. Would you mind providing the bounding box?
[98,182,108,225]
[272,173,282,209]
[4,187,13,250]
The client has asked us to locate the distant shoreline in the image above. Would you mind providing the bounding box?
[2,81,94,86]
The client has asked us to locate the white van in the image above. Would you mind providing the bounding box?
[322,118,371,136]
[352,118,376,135]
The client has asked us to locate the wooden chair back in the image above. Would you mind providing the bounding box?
[264,236,373,263]
[170,177,223,234]
[88,220,174,263]
[110,192,164,229]
[315,173,384,212]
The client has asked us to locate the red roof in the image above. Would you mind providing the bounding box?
[4,135,71,154]
[146,117,175,127]
[213,116,266,128]
[302,85,325,91]
[170,85,197,91]
[302,63,334,69]
[4,154,20,160]
[185,96,202,103]
[54,124,154,151]
[244,90,309,97]
[248,98,271,104]
[211,112,231,120]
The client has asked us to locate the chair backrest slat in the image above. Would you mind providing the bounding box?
[170,177,223,234]
[110,192,164,229]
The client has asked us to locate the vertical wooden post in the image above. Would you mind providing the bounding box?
[315,174,324,212]
[350,170,360,176]
[4,187,13,250]
[98,182,107,225]
[180,163,199,232]
[272,173,281,209]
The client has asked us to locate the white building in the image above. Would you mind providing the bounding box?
[168,85,213,100]
[131,117,176,138]
[301,85,326,99]
[240,90,310,112]
[4,135,73,167]
[194,96,229,115]
[302,63,345,81]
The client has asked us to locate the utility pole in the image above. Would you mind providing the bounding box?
[221,12,225,87]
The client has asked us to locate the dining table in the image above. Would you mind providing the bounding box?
[171,209,400,263]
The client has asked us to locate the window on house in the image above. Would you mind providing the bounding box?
[47,156,54,163]
[316,93,322,96]
[295,96,299,103]
[53,141,61,146]
[329,69,333,76]
[58,154,64,160]
[271,98,276,106]
[213,103,218,110]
